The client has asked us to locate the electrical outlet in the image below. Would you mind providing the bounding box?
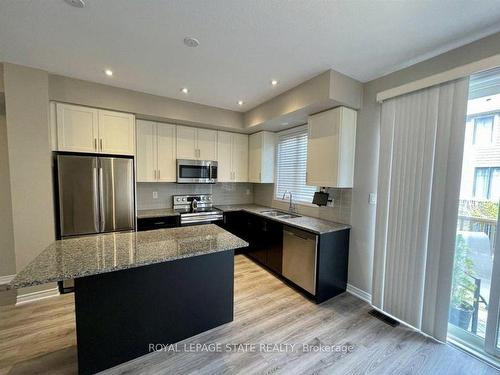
[153,191,158,199]
[369,193,377,205]
[327,199,334,207]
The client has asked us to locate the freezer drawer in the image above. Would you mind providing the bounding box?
[282,226,317,295]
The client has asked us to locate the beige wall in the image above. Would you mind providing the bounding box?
[3,63,55,272]
[0,63,4,93]
[244,70,362,132]
[0,96,16,277]
[349,31,500,296]
[49,75,244,131]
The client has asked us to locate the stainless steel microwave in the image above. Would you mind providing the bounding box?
[176,159,218,184]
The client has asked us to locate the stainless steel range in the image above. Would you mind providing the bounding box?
[173,194,223,226]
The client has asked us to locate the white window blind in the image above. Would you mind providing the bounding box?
[275,125,316,203]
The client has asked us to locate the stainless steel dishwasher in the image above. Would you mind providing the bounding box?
[282,226,318,295]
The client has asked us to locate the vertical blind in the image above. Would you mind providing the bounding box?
[372,78,469,341]
[275,125,316,203]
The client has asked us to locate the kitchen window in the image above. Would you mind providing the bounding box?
[275,125,316,203]
[472,115,494,145]
[473,166,500,200]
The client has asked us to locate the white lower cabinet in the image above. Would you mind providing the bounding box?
[136,120,176,182]
[217,131,248,182]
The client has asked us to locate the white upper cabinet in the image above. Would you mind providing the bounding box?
[136,120,176,183]
[197,128,218,160]
[232,133,248,182]
[217,131,232,182]
[56,103,98,153]
[306,106,357,188]
[156,123,176,182]
[176,125,217,160]
[98,110,135,155]
[248,131,275,183]
[176,126,197,160]
[217,131,248,182]
[136,120,157,182]
[56,103,135,155]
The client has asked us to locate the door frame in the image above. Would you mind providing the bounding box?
[484,202,500,357]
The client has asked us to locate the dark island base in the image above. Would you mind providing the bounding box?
[74,250,235,375]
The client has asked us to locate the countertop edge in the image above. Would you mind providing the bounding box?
[214,205,351,234]
[9,241,248,290]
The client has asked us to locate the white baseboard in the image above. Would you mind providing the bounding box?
[346,283,372,303]
[16,287,60,305]
[0,274,16,285]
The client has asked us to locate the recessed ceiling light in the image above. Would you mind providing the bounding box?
[64,0,85,8]
[271,79,278,86]
[181,88,189,94]
[238,100,244,106]
[183,37,200,48]
[282,122,289,126]
[104,69,113,77]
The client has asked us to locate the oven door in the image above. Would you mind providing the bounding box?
[177,159,215,183]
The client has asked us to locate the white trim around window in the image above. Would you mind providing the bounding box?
[274,125,317,205]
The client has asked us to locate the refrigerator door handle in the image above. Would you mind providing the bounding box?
[99,165,105,232]
[93,161,100,232]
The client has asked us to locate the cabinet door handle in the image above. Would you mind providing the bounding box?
[259,171,261,181]
[99,139,103,151]
[94,138,97,151]
[154,170,156,179]
[158,169,160,179]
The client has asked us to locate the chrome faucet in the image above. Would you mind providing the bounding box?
[282,190,297,213]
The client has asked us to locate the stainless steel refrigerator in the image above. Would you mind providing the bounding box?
[56,154,135,237]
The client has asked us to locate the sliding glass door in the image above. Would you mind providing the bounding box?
[448,68,500,364]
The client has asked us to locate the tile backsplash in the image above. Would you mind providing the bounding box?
[253,184,352,224]
[137,182,351,224]
[137,183,254,209]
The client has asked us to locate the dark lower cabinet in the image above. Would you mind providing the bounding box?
[222,210,349,304]
[263,220,283,274]
[221,211,248,239]
[239,214,282,273]
[137,216,180,231]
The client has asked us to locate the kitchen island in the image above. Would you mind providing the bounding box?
[10,225,248,375]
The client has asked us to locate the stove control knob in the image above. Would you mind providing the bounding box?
[176,198,180,202]
[208,196,211,201]
[182,197,186,202]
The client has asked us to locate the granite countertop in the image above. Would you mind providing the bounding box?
[10,225,248,289]
[137,208,179,219]
[214,204,351,235]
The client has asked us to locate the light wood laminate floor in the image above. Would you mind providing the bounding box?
[0,255,498,375]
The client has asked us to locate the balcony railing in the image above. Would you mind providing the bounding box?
[458,199,497,253]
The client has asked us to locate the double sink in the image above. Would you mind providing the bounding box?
[260,209,301,220]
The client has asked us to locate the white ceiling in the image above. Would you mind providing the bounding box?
[1,1,500,111]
